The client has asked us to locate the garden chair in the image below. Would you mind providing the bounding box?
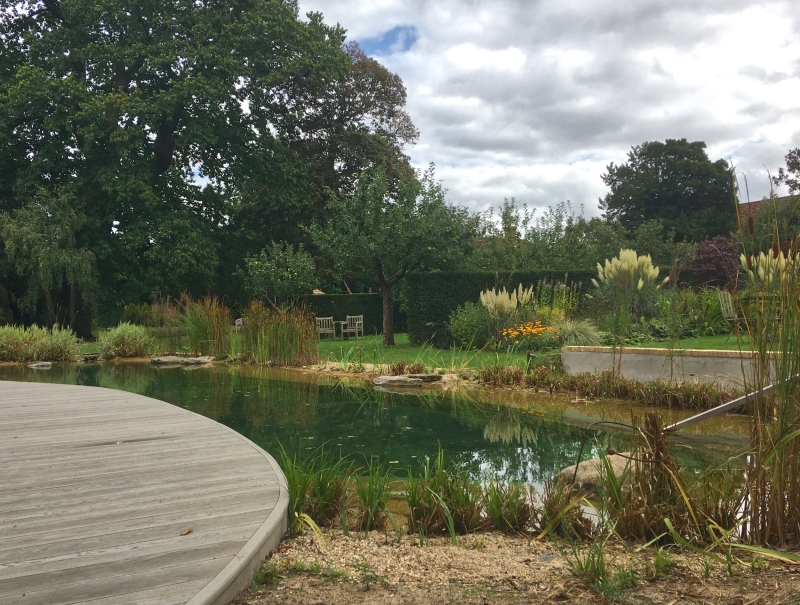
[341,315,364,340]
[234,317,243,332]
[717,289,738,340]
[315,316,336,340]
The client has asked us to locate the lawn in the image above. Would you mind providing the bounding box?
[633,334,752,351]
[317,334,532,370]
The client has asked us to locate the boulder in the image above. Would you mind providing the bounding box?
[408,373,442,383]
[151,356,214,366]
[557,453,631,492]
[27,361,52,369]
[372,376,424,387]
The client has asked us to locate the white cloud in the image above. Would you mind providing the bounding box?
[300,0,800,213]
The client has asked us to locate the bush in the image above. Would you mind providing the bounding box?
[0,324,80,361]
[448,302,492,348]
[406,271,596,348]
[97,323,151,358]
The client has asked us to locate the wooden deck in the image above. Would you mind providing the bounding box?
[0,380,288,605]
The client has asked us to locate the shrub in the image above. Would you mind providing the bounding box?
[448,302,492,349]
[0,324,80,361]
[405,270,596,347]
[97,323,151,358]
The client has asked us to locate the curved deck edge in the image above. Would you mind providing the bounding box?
[186,432,289,605]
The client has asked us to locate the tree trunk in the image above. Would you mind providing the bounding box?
[381,285,395,346]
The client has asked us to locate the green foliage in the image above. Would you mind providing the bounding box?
[0,189,95,326]
[97,323,151,359]
[448,302,492,349]
[601,139,735,242]
[241,301,318,367]
[484,480,533,533]
[406,270,595,348]
[556,319,601,346]
[244,242,317,306]
[182,296,231,356]
[0,324,80,362]
[310,164,476,345]
[355,457,391,534]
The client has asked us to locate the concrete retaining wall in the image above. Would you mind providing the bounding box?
[560,346,768,389]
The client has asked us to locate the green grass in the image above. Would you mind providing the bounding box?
[79,342,100,355]
[634,334,752,351]
[317,334,532,370]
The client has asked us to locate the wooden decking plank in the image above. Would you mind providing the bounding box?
[0,507,271,563]
[0,523,261,580]
[0,380,288,605]
[0,556,229,605]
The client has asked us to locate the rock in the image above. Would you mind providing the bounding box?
[28,361,52,369]
[408,373,442,382]
[557,453,631,492]
[151,356,215,366]
[372,376,424,387]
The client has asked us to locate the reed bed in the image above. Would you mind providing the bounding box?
[0,324,80,361]
[480,365,738,410]
[241,300,318,367]
[182,294,230,356]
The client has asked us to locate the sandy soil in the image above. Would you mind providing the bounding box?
[233,530,800,605]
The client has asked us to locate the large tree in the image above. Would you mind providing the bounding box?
[310,165,476,345]
[600,139,735,242]
[0,0,350,319]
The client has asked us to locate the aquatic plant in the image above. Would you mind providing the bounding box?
[182,294,231,356]
[0,324,80,362]
[242,300,318,367]
[97,322,151,359]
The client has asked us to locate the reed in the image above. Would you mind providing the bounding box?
[479,364,739,409]
[0,324,80,361]
[737,195,800,546]
[242,300,318,367]
[181,294,230,356]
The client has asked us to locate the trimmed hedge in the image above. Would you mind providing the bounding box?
[405,271,596,348]
[303,293,406,336]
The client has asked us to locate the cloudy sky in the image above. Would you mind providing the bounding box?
[299,0,800,217]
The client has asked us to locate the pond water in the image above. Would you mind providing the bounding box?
[0,363,747,485]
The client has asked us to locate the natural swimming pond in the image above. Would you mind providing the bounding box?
[0,364,748,485]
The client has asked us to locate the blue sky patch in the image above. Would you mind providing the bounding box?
[358,25,419,56]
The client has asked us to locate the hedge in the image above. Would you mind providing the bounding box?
[303,293,406,336]
[405,271,596,348]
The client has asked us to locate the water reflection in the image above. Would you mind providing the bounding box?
[0,363,732,486]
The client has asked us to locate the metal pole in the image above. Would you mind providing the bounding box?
[663,382,778,433]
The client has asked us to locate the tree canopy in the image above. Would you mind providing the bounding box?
[309,165,476,345]
[600,139,735,243]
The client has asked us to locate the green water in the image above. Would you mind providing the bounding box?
[0,363,716,485]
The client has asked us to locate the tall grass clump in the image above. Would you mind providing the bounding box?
[737,194,800,546]
[182,294,230,356]
[242,300,317,366]
[0,324,80,361]
[97,323,151,358]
